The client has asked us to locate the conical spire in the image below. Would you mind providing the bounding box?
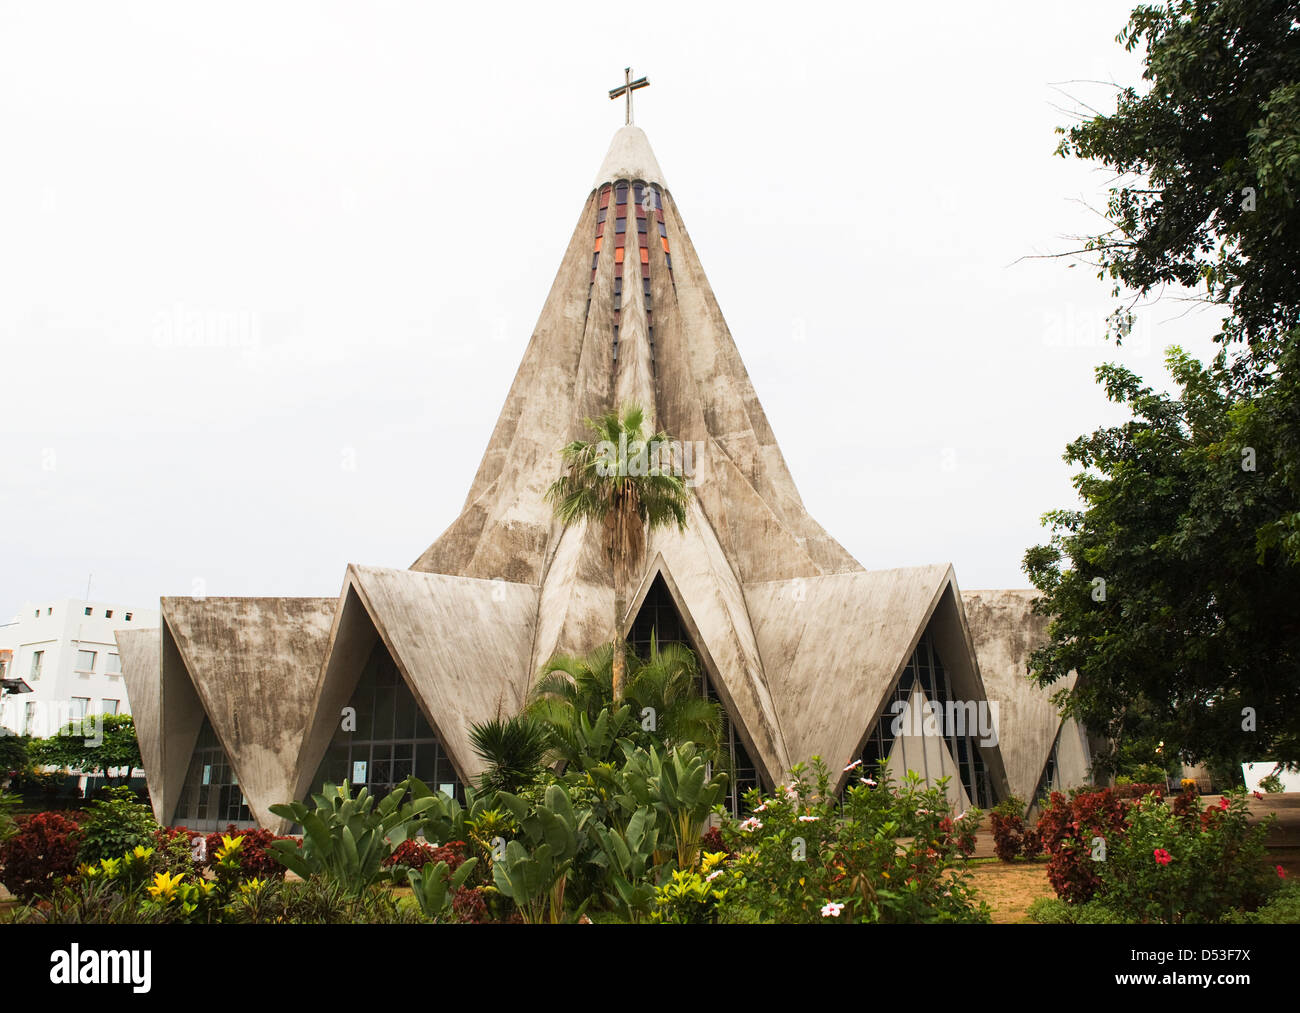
[413,125,861,587]
[593,126,666,189]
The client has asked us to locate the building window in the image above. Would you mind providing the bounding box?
[105,610,113,619]
[24,701,37,736]
[174,718,253,831]
[852,630,997,809]
[76,649,97,672]
[84,607,93,616]
[47,608,52,615]
[124,613,133,622]
[102,699,120,715]
[627,575,761,817]
[106,653,122,675]
[310,641,461,802]
[70,697,91,720]
[30,650,43,680]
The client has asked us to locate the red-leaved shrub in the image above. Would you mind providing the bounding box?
[384,839,467,872]
[203,825,289,879]
[1035,788,1127,903]
[0,811,82,900]
[452,885,488,923]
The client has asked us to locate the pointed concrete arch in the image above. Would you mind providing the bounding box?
[159,597,336,828]
[292,565,540,815]
[621,547,787,789]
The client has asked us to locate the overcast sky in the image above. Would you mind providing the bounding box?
[0,1,1228,620]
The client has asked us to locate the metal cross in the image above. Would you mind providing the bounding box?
[609,67,649,126]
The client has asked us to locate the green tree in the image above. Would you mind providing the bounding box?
[28,714,142,784]
[1056,0,1300,364]
[545,403,690,702]
[528,638,722,765]
[1024,347,1300,776]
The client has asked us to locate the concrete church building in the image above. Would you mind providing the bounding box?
[117,98,1091,832]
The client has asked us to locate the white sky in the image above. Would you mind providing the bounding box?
[0,1,1228,620]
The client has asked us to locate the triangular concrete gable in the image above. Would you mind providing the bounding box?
[161,596,336,828]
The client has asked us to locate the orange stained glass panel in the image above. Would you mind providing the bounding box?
[594,236,603,252]
[660,236,670,252]
[615,247,625,263]
[639,247,649,264]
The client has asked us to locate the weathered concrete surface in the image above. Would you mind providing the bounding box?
[592,125,666,188]
[963,589,1088,800]
[161,597,336,827]
[114,627,163,821]
[159,618,208,827]
[294,566,539,807]
[747,566,951,785]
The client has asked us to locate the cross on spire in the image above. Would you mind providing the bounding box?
[609,67,649,126]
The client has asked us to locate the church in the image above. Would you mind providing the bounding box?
[116,82,1092,833]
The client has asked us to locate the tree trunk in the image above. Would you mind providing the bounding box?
[612,587,626,703]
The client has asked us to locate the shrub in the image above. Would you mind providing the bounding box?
[1098,789,1271,923]
[717,761,989,924]
[1036,787,1127,903]
[1113,782,1167,800]
[1025,896,1071,923]
[990,796,1029,862]
[384,838,467,873]
[452,885,489,923]
[202,825,288,880]
[77,786,157,865]
[1225,880,1300,924]
[0,811,82,899]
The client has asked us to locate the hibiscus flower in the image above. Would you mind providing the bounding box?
[1153,848,1173,866]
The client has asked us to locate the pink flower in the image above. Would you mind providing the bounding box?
[1277,865,1287,879]
[706,870,722,882]
[844,759,863,773]
[754,802,768,812]
[1253,791,1264,800]
[860,777,877,788]
[1153,848,1173,866]
[739,817,763,832]
[798,815,820,823]
[1218,797,1230,810]
[954,812,966,821]
[820,902,844,918]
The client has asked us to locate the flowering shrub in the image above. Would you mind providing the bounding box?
[1035,787,1127,903]
[698,825,731,858]
[1097,789,1271,923]
[716,760,989,924]
[0,810,82,899]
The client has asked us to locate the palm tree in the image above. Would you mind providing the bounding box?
[544,403,690,701]
[528,637,721,765]
[468,715,550,795]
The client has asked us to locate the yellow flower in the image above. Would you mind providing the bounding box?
[700,851,727,873]
[215,834,245,862]
[147,870,186,900]
[132,846,154,860]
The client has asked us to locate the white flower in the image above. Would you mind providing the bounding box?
[739,817,764,832]
[860,777,877,787]
[916,808,930,816]
[798,815,820,822]
[754,802,768,812]
[820,902,844,918]
[954,812,966,821]
[706,870,722,882]
[844,759,863,772]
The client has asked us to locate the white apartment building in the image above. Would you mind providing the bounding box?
[0,599,160,738]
